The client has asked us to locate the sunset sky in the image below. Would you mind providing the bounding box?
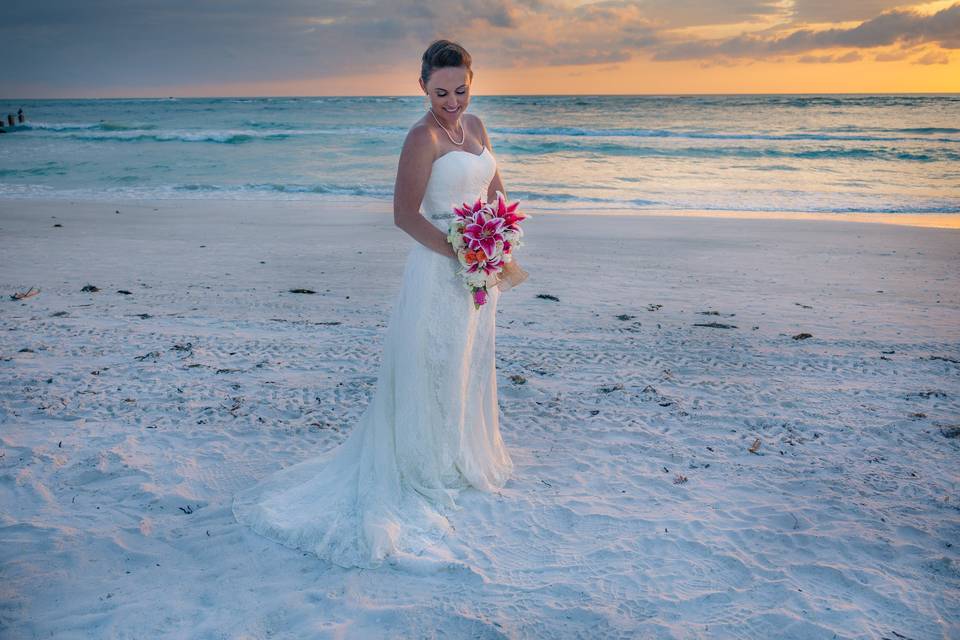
[3,0,958,97]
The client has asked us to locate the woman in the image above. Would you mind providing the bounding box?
[232,40,525,570]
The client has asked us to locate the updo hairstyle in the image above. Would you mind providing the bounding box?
[420,40,473,85]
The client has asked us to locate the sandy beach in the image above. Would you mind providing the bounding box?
[1,198,958,639]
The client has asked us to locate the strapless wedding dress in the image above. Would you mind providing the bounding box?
[232,146,514,569]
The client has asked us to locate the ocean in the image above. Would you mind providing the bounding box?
[1,95,958,216]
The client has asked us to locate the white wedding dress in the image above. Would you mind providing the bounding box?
[232,145,514,569]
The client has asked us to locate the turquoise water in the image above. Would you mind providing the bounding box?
[1,95,958,215]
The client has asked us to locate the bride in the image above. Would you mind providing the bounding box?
[232,40,527,570]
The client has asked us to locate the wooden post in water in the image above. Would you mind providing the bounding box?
[6,114,13,127]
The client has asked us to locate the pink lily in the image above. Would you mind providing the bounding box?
[454,198,485,220]
[466,252,504,275]
[463,210,506,260]
[502,211,526,234]
[492,191,527,233]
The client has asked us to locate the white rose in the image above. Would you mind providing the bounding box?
[466,271,486,288]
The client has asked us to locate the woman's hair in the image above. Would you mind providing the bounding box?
[420,40,473,85]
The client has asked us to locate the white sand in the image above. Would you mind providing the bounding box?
[1,197,958,639]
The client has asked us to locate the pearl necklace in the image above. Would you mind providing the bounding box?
[428,107,465,146]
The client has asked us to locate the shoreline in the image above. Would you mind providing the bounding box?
[1,195,958,229]
[531,206,960,229]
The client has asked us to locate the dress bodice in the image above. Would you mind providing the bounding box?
[420,147,497,230]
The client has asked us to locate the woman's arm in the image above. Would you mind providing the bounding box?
[393,125,457,259]
[471,115,506,203]
[470,114,528,290]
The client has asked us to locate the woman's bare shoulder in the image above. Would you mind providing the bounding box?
[465,113,492,148]
[402,118,439,158]
[464,112,487,132]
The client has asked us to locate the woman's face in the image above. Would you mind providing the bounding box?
[420,66,472,128]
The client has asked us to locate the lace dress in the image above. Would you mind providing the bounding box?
[232,146,514,569]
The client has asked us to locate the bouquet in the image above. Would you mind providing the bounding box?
[446,191,530,309]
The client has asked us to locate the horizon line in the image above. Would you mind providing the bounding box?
[3,91,959,101]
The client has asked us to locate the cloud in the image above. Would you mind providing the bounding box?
[913,49,951,63]
[628,0,787,28]
[789,0,910,23]
[0,2,510,94]
[874,48,913,61]
[652,2,960,60]
[798,50,864,63]
[0,0,957,95]
[0,0,664,92]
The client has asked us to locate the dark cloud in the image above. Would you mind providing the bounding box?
[0,0,529,93]
[790,0,909,23]
[633,0,785,27]
[0,1,955,95]
[653,3,960,60]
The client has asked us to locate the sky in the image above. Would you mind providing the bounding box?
[2,0,958,97]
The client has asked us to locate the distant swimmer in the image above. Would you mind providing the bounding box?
[17,108,24,123]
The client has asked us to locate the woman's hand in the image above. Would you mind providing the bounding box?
[493,260,529,291]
